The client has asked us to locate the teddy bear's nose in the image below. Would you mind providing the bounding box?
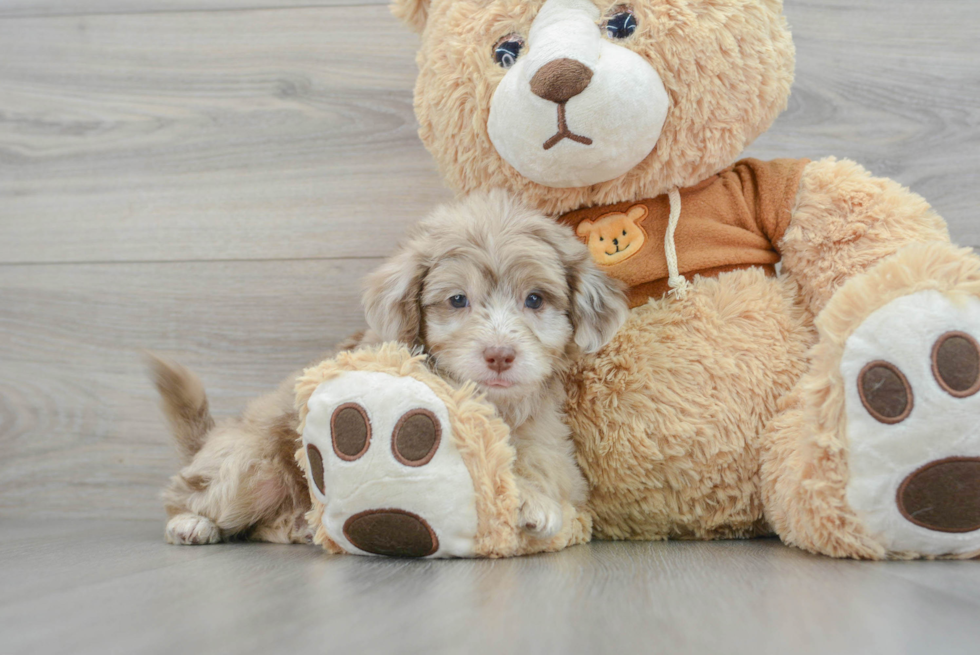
[530,58,594,104]
[613,237,619,246]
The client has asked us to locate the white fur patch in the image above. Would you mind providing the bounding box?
[842,290,980,556]
[302,371,478,558]
[487,0,669,188]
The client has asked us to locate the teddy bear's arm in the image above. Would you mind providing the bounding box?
[777,156,950,316]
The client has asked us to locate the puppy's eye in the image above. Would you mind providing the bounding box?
[493,35,524,69]
[603,7,637,39]
[525,293,544,310]
[449,294,469,309]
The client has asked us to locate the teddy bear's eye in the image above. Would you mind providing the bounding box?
[493,35,524,69]
[603,7,637,40]
[449,294,469,309]
[622,230,627,235]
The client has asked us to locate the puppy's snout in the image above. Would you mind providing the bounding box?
[530,58,593,104]
[484,347,516,374]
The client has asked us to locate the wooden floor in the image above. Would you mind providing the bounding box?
[2,0,980,652]
[3,519,980,655]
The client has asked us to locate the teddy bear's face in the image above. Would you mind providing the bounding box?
[396,0,795,214]
[487,0,670,188]
[575,204,649,266]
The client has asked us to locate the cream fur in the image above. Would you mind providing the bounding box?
[361,190,628,538]
[153,192,624,551]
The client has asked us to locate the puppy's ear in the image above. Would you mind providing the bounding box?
[536,220,630,353]
[390,0,430,33]
[568,261,630,354]
[362,245,428,346]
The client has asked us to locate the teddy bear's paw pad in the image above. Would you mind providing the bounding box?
[302,371,478,558]
[343,509,438,557]
[841,290,980,556]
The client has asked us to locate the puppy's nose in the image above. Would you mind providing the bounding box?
[530,58,593,104]
[484,347,516,374]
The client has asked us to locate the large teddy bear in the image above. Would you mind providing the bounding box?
[296,0,980,560]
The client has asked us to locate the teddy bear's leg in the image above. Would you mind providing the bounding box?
[300,369,482,557]
[761,241,980,559]
[779,157,950,317]
[566,267,815,542]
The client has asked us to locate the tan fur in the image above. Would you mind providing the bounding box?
[402,0,795,215]
[780,157,950,316]
[361,190,628,538]
[389,0,980,559]
[567,267,814,540]
[761,242,980,560]
[566,162,961,552]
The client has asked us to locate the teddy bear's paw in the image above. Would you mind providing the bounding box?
[517,489,564,540]
[165,513,221,545]
[841,289,980,557]
[301,371,479,558]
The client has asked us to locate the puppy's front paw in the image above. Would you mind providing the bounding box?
[290,513,315,545]
[518,493,563,540]
[166,513,221,545]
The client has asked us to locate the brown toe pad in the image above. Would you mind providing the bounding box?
[898,457,980,533]
[343,509,439,557]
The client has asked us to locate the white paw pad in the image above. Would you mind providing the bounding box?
[302,371,478,558]
[518,494,563,540]
[166,513,221,545]
[842,290,980,556]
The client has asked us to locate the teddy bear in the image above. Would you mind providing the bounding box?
[295,0,980,560]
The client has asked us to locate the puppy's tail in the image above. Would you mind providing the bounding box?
[146,353,214,465]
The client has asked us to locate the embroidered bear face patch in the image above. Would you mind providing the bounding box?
[575,204,648,266]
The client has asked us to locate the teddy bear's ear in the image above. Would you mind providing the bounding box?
[390,0,430,33]
[626,204,649,224]
[575,220,595,238]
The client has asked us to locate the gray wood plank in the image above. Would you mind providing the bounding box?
[2,2,979,266]
[0,5,452,265]
[0,258,376,519]
[2,519,980,655]
[0,0,386,19]
[746,0,980,248]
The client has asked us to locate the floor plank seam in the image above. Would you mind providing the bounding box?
[0,255,387,267]
[0,2,389,21]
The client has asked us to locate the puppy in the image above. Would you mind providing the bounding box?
[151,190,627,545]
[362,190,628,537]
